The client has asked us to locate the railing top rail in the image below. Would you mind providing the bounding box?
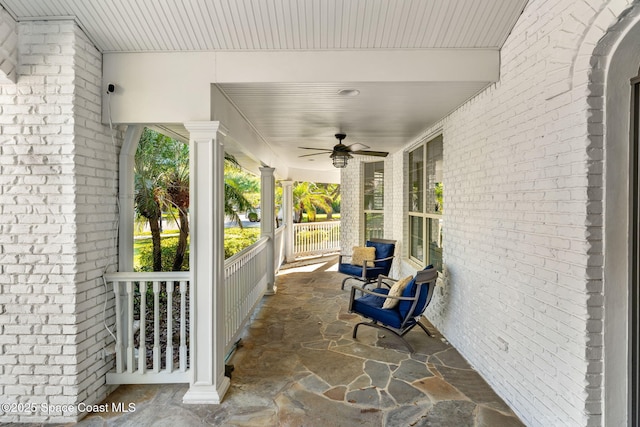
[293,220,341,228]
[224,235,269,266]
[104,271,190,282]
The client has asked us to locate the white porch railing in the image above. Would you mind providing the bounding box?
[223,236,270,354]
[105,271,190,384]
[293,221,340,257]
[106,228,285,384]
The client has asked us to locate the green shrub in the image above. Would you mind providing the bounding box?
[295,229,329,244]
[135,228,262,271]
[224,228,261,258]
[136,237,189,272]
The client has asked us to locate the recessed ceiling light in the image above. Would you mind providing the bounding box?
[337,89,360,97]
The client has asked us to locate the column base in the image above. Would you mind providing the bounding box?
[264,285,277,296]
[182,377,230,404]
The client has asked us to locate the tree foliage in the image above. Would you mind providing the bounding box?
[134,128,255,271]
[292,181,337,222]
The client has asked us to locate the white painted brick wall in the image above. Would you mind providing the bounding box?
[339,1,632,426]
[339,160,361,253]
[0,21,121,423]
[340,155,401,277]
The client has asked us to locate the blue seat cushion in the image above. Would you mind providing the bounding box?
[338,263,385,279]
[398,265,434,318]
[352,288,404,329]
[366,240,395,269]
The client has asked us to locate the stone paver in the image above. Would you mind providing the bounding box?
[46,256,525,427]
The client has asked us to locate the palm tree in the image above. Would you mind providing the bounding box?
[224,155,254,228]
[135,129,256,271]
[134,129,170,271]
[166,143,189,271]
[316,183,340,220]
[293,181,334,222]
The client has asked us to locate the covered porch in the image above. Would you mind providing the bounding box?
[2,1,639,426]
[80,257,524,427]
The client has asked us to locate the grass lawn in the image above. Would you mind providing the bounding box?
[134,227,261,270]
[300,213,341,222]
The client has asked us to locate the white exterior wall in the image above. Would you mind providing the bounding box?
[341,155,402,278]
[0,21,120,423]
[341,1,633,426]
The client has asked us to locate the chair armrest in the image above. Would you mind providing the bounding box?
[349,284,417,303]
[376,275,396,289]
[339,254,353,264]
[362,255,395,267]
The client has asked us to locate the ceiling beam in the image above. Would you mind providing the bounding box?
[103,49,499,124]
[214,49,499,83]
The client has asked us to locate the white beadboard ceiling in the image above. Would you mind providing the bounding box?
[1,0,528,179]
[2,0,526,52]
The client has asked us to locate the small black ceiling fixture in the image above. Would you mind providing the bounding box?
[298,133,389,168]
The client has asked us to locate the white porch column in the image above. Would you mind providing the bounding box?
[281,180,295,263]
[182,121,230,404]
[118,125,143,271]
[260,167,276,295]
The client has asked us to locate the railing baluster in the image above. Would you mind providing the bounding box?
[106,234,283,382]
[153,280,160,373]
[166,281,174,373]
[180,280,187,372]
[139,281,147,374]
[292,221,340,257]
[113,280,123,373]
[126,281,134,373]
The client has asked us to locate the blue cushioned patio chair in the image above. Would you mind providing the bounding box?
[338,238,396,290]
[348,266,438,353]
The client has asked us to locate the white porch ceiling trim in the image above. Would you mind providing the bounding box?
[213,49,499,83]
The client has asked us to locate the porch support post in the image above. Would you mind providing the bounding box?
[182,121,230,404]
[260,167,276,295]
[281,180,295,263]
[118,125,143,271]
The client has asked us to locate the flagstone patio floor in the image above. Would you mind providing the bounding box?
[18,256,525,427]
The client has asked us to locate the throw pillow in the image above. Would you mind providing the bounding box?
[383,275,413,309]
[351,246,376,266]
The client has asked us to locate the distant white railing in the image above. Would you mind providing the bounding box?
[223,236,269,355]
[294,221,341,257]
[105,271,190,384]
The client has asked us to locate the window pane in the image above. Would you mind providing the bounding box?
[428,217,443,271]
[409,215,424,262]
[426,136,443,214]
[408,146,424,212]
[365,213,384,241]
[364,162,384,210]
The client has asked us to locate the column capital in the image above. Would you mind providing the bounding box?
[184,121,228,140]
[280,180,294,186]
[259,166,275,175]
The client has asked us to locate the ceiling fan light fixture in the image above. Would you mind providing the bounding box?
[337,88,360,97]
[331,151,352,168]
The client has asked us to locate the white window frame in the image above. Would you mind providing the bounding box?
[407,135,443,270]
[363,161,384,242]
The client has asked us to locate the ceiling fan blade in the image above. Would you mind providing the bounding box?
[298,147,333,152]
[347,142,369,151]
[299,152,331,158]
[351,150,389,157]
